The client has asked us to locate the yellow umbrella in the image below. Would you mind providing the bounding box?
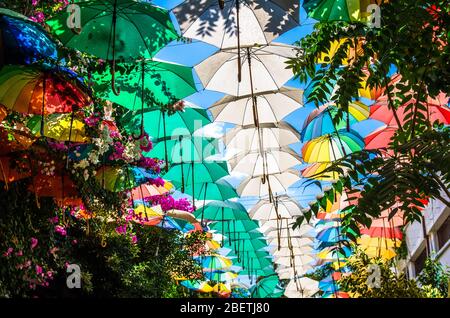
[302,162,339,181]
[316,38,364,65]
[28,113,89,143]
[213,282,231,294]
[357,235,401,259]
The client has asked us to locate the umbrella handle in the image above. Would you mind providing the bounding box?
[110,61,121,96]
[218,0,225,10]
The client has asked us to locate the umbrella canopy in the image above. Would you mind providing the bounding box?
[273,255,315,267]
[284,277,319,298]
[301,101,369,142]
[130,182,173,200]
[147,136,219,164]
[237,170,300,197]
[180,280,213,293]
[205,271,238,282]
[123,106,211,141]
[0,123,36,155]
[0,8,58,64]
[303,0,377,22]
[370,92,450,127]
[47,0,177,61]
[0,65,90,115]
[229,147,301,176]
[197,254,233,271]
[364,125,397,150]
[195,43,298,96]
[0,154,31,186]
[173,0,299,49]
[209,220,261,234]
[164,161,229,186]
[209,87,303,126]
[27,114,89,143]
[302,130,365,163]
[92,60,197,110]
[95,165,159,192]
[194,201,249,221]
[251,275,283,298]
[224,122,300,152]
[29,174,78,199]
[186,180,238,201]
[301,162,339,181]
[249,195,303,220]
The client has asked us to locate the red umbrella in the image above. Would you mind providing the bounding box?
[360,226,403,240]
[364,125,397,150]
[370,92,450,127]
[28,174,78,199]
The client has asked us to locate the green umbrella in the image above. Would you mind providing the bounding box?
[186,180,238,201]
[251,275,283,298]
[194,201,249,221]
[47,0,178,94]
[122,106,211,169]
[94,165,158,192]
[164,160,228,189]
[147,135,219,164]
[303,0,364,22]
[209,220,260,234]
[92,59,197,114]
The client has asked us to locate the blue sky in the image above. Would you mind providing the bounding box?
[150,0,384,208]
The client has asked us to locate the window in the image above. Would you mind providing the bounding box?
[413,248,427,275]
[437,215,450,250]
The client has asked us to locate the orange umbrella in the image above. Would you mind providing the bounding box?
[28,174,78,199]
[0,123,36,155]
[0,153,31,189]
[0,104,7,122]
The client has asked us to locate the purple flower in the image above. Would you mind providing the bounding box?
[31,237,38,249]
[115,224,127,235]
[49,216,59,224]
[54,225,67,236]
[3,247,13,257]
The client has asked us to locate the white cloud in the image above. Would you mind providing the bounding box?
[194,122,226,139]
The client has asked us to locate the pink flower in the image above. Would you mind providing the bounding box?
[36,265,43,275]
[32,0,39,6]
[131,235,138,244]
[49,216,59,224]
[47,271,53,279]
[31,237,38,249]
[49,247,59,255]
[55,225,67,236]
[24,260,32,268]
[72,239,78,245]
[3,247,13,257]
[115,224,127,235]
[15,250,23,257]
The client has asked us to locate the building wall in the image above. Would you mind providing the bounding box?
[404,198,450,278]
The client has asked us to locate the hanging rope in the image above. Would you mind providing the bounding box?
[236,0,242,82]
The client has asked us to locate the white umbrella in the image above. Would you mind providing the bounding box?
[284,277,319,298]
[273,246,314,257]
[264,226,316,239]
[249,195,303,220]
[223,122,300,152]
[276,266,312,279]
[209,87,303,126]
[273,254,315,267]
[229,147,301,176]
[237,170,300,197]
[173,0,300,50]
[195,43,300,96]
[268,237,314,249]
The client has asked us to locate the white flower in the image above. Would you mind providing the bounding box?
[88,150,100,165]
[83,169,89,181]
[74,159,89,170]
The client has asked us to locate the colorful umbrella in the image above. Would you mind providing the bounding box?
[316,38,364,65]
[0,65,90,116]
[301,101,369,142]
[302,130,365,163]
[0,8,58,64]
[0,123,36,155]
[302,162,339,180]
[130,182,173,200]
[197,254,233,271]
[180,280,213,293]
[205,271,237,282]
[27,113,89,143]
[95,165,159,192]
[303,0,378,22]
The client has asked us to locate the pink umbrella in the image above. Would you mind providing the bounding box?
[364,125,397,150]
